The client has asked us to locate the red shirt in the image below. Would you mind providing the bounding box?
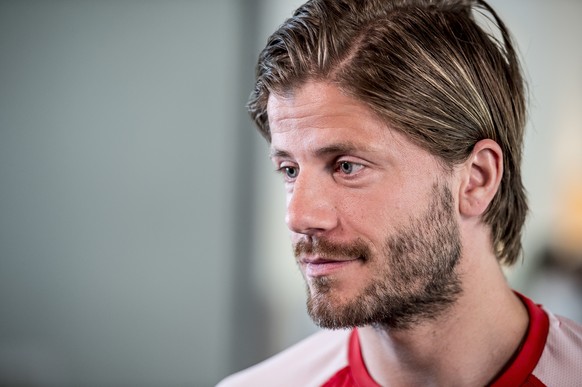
[324,295,549,386]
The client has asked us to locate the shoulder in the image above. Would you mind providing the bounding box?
[217,329,351,387]
[534,311,582,385]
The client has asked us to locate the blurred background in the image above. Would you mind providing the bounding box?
[0,0,580,386]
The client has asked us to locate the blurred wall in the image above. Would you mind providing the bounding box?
[0,1,256,386]
[500,0,582,322]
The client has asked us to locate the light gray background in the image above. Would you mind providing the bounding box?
[0,1,580,386]
[1,1,249,386]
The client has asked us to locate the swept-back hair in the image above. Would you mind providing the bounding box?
[248,0,528,265]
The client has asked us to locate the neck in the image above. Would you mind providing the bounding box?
[358,249,529,386]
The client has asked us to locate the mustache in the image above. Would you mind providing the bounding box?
[293,238,371,261]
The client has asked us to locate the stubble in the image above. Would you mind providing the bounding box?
[295,183,463,330]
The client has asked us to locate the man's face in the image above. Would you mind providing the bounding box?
[268,82,462,330]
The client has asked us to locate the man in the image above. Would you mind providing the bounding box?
[220,0,582,385]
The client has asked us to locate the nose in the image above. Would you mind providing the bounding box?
[285,174,338,235]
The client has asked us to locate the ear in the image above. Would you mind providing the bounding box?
[459,139,503,218]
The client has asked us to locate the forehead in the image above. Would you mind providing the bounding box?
[267,82,381,135]
[266,81,445,174]
[266,82,396,153]
[267,82,412,156]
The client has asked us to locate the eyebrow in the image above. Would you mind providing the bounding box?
[269,148,291,159]
[270,142,367,159]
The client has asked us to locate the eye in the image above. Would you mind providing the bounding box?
[284,166,298,179]
[275,164,299,182]
[337,161,364,175]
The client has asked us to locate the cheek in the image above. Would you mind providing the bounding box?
[338,186,417,242]
[338,191,394,233]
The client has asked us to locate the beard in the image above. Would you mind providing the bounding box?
[294,182,462,330]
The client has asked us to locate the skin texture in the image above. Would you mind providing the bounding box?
[269,81,462,325]
[268,81,529,386]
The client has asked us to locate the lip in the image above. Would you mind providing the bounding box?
[301,257,361,277]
